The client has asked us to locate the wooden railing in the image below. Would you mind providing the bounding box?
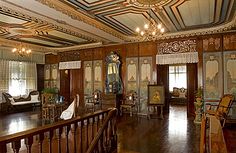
[200,115,227,153]
[0,108,118,153]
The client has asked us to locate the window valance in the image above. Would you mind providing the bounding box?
[59,61,81,70]
[156,52,198,65]
[156,40,198,64]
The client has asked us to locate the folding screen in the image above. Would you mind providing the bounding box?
[83,60,103,98]
[125,56,152,115]
[44,64,59,88]
[203,52,223,101]
[126,57,138,93]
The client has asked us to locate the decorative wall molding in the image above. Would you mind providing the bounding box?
[203,37,221,51]
[157,40,196,54]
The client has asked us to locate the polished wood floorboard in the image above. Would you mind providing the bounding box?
[117,104,200,153]
[0,105,235,153]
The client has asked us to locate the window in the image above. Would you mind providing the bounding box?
[169,64,187,91]
[0,60,37,99]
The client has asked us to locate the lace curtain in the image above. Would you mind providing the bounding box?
[0,60,37,102]
[156,52,199,65]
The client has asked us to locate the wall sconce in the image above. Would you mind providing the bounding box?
[94,94,98,99]
[128,95,133,101]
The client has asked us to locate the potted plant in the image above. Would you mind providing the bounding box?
[41,87,59,103]
[195,86,203,102]
[42,87,59,94]
[194,86,203,124]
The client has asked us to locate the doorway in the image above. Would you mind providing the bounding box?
[156,63,197,116]
[169,64,187,106]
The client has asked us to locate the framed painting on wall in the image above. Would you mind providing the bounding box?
[147,85,165,106]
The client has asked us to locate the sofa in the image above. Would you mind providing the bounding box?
[2,91,41,111]
[170,87,187,104]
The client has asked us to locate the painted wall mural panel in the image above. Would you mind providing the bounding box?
[139,56,153,114]
[224,51,236,97]
[44,64,59,88]
[224,51,236,120]
[83,60,103,98]
[94,60,103,92]
[84,61,93,96]
[126,57,138,93]
[203,52,223,100]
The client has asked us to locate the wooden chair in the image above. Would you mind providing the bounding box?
[206,94,234,127]
[85,90,102,112]
[41,93,56,120]
[120,91,138,116]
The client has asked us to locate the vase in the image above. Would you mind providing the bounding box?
[194,97,203,124]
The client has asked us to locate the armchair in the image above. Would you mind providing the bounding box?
[120,91,138,116]
[206,94,234,127]
[85,90,102,112]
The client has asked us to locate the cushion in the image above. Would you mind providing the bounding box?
[9,98,15,104]
[172,87,179,97]
[31,95,39,102]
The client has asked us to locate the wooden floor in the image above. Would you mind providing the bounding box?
[117,104,200,153]
[0,104,236,153]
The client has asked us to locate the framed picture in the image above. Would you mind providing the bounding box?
[148,85,165,105]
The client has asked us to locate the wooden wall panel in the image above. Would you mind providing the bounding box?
[93,47,104,60]
[45,54,59,64]
[126,43,139,57]
[60,70,70,102]
[197,38,203,87]
[139,42,156,56]
[187,63,198,116]
[156,64,169,113]
[44,31,236,116]
[70,69,84,104]
[223,33,236,51]
[37,64,44,92]
[81,49,93,61]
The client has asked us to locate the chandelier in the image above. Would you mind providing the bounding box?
[12,42,32,57]
[134,1,165,41]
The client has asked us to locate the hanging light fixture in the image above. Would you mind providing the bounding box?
[134,0,165,41]
[12,42,32,57]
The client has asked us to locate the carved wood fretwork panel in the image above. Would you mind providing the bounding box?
[59,51,80,62]
[223,34,236,50]
[203,37,221,51]
[157,40,196,54]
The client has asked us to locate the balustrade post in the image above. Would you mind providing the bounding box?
[66,125,71,153]
[49,130,54,153]
[57,127,63,153]
[73,123,78,153]
[38,133,44,153]
[11,140,21,153]
[25,136,33,153]
[0,142,7,153]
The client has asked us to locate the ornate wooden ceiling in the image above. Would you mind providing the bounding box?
[0,0,236,53]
